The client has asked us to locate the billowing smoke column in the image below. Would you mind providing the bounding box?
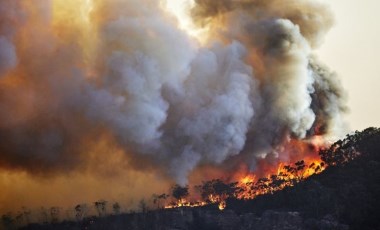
[0,0,346,185]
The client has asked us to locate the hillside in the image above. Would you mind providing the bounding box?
[13,127,380,230]
[227,127,380,230]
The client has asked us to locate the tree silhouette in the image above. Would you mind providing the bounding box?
[112,202,121,215]
[320,127,380,166]
[196,179,237,202]
[138,199,147,213]
[40,207,48,224]
[74,203,88,221]
[50,207,60,223]
[15,211,24,227]
[152,193,169,209]
[94,200,107,217]
[171,184,189,202]
[22,207,31,225]
[1,212,14,229]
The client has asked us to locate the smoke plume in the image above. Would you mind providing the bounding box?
[0,0,346,207]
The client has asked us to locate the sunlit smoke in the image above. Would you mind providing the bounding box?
[0,0,346,213]
[163,0,207,41]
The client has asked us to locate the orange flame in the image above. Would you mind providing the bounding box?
[218,201,226,211]
[164,138,328,210]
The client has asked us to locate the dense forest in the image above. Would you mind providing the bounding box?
[2,127,380,230]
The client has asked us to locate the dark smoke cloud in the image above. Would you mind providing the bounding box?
[0,0,346,185]
[191,0,334,47]
[308,57,348,135]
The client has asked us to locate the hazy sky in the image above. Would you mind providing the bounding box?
[317,0,380,131]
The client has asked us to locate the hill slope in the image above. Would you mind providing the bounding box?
[18,127,380,230]
[228,127,380,229]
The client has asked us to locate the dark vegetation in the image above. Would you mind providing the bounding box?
[2,127,380,230]
[195,179,237,202]
[171,184,189,202]
[227,127,380,230]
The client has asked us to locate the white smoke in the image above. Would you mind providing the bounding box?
[0,0,346,184]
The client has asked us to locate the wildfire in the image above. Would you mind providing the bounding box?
[240,175,256,185]
[0,0,345,216]
[164,199,207,209]
[218,201,226,211]
[164,151,326,210]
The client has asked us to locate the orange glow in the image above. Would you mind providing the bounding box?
[240,174,256,185]
[218,201,226,211]
[0,0,339,216]
[163,0,209,42]
[164,199,207,209]
[164,138,328,210]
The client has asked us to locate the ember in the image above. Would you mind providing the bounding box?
[164,139,327,210]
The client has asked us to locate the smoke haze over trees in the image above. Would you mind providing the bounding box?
[2,127,378,229]
[0,0,349,214]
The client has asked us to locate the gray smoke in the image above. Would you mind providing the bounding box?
[0,1,20,76]
[0,37,17,76]
[0,0,346,184]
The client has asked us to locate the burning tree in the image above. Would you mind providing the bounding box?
[196,179,237,203]
[171,184,189,202]
[319,127,380,166]
[235,160,325,200]
[163,184,195,208]
[164,156,327,210]
[194,179,238,210]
